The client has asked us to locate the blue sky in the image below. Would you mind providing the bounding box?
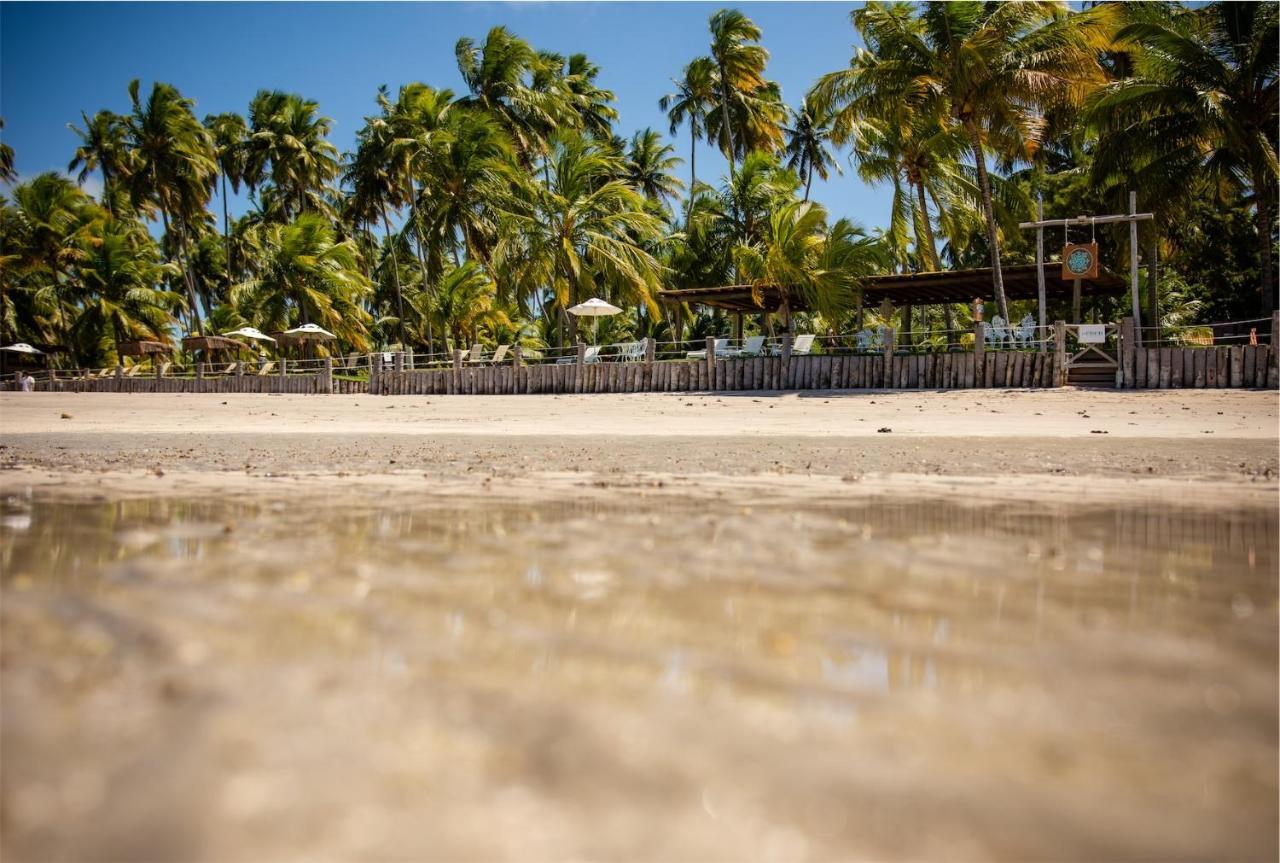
[0,2,893,226]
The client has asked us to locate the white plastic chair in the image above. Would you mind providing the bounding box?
[686,338,730,360]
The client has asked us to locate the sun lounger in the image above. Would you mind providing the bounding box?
[686,338,730,360]
[556,345,601,364]
[730,335,766,357]
[124,364,142,377]
[488,344,510,365]
[767,334,816,356]
[256,361,276,376]
[465,344,485,363]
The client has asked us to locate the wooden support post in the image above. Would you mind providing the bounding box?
[1054,321,1067,387]
[1147,235,1160,348]
[973,321,985,387]
[235,361,244,377]
[734,312,743,344]
[1035,198,1047,348]
[323,356,333,394]
[882,327,894,388]
[781,333,793,389]
[1129,191,1143,346]
[512,345,522,368]
[279,358,286,378]
[901,304,913,347]
[704,335,715,390]
[576,341,586,365]
[1072,279,1082,324]
[394,352,404,374]
[1120,317,1135,389]
[195,361,204,381]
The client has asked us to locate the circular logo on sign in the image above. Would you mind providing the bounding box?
[1066,247,1094,275]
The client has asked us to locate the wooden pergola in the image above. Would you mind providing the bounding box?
[658,263,1128,339]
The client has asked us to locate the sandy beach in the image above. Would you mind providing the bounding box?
[2,389,1277,862]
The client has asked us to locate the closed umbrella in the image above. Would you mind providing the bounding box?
[567,298,622,345]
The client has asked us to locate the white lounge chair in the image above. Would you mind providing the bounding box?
[256,361,276,376]
[767,333,816,356]
[488,344,510,365]
[686,338,730,360]
[465,344,485,363]
[731,335,766,357]
[556,345,601,364]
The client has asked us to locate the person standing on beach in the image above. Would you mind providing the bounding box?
[19,371,35,392]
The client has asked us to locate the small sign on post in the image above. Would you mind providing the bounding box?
[1078,323,1107,344]
[1062,242,1099,280]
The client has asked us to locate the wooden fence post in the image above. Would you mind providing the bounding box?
[576,341,586,365]
[323,356,333,394]
[279,358,286,379]
[643,337,655,390]
[235,361,244,378]
[781,333,793,389]
[196,361,204,381]
[393,352,405,374]
[1270,311,1279,389]
[973,321,985,388]
[705,336,716,390]
[512,345,522,368]
[1121,317,1136,389]
[1054,321,1067,387]
[882,327,894,388]
[453,349,463,395]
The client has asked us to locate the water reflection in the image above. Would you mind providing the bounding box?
[1,490,1276,861]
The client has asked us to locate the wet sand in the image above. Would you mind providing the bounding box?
[1,390,1277,861]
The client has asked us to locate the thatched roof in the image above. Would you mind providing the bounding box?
[659,264,1128,313]
[182,335,252,353]
[117,340,174,356]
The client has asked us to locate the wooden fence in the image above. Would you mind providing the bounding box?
[1117,316,1279,389]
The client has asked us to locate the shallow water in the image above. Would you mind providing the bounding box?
[1,490,1276,861]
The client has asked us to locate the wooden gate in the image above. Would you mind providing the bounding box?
[1066,324,1119,388]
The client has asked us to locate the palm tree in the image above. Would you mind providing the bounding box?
[1090,2,1278,312]
[122,79,217,335]
[455,27,562,168]
[204,111,248,288]
[410,260,511,350]
[828,1,1112,323]
[71,221,181,362]
[494,135,667,343]
[244,90,340,221]
[783,94,841,202]
[346,115,409,347]
[67,110,131,215]
[660,57,718,209]
[707,9,770,179]
[624,129,683,208]
[0,117,15,183]
[733,199,882,322]
[230,212,372,349]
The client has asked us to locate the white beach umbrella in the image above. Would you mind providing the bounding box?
[0,342,43,355]
[221,327,277,344]
[282,323,336,340]
[567,298,622,344]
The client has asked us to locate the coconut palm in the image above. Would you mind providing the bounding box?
[1090,2,1278,312]
[67,110,131,215]
[71,221,181,362]
[624,129,683,209]
[230,212,372,349]
[410,260,511,350]
[783,94,841,202]
[244,90,340,221]
[204,111,248,287]
[827,1,1112,323]
[707,9,770,178]
[494,135,667,342]
[660,58,718,214]
[0,117,15,183]
[734,199,880,321]
[122,79,218,335]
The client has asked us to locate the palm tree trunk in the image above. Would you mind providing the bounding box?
[1253,172,1275,313]
[688,123,697,217]
[964,123,1009,324]
[380,203,408,349]
[914,182,941,270]
[718,70,737,179]
[161,208,204,336]
[804,163,813,202]
[405,170,435,352]
[221,172,233,290]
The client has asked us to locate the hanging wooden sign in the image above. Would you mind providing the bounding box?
[1062,242,1099,280]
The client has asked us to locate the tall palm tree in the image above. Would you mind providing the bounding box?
[624,129,683,208]
[455,27,562,168]
[244,90,340,221]
[660,57,718,214]
[1090,2,1278,312]
[410,260,511,350]
[67,110,131,215]
[783,94,841,202]
[827,1,1112,323]
[494,135,667,342]
[122,79,217,335]
[204,111,248,288]
[0,117,15,183]
[707,9,770,179]
[346,115,410,347]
